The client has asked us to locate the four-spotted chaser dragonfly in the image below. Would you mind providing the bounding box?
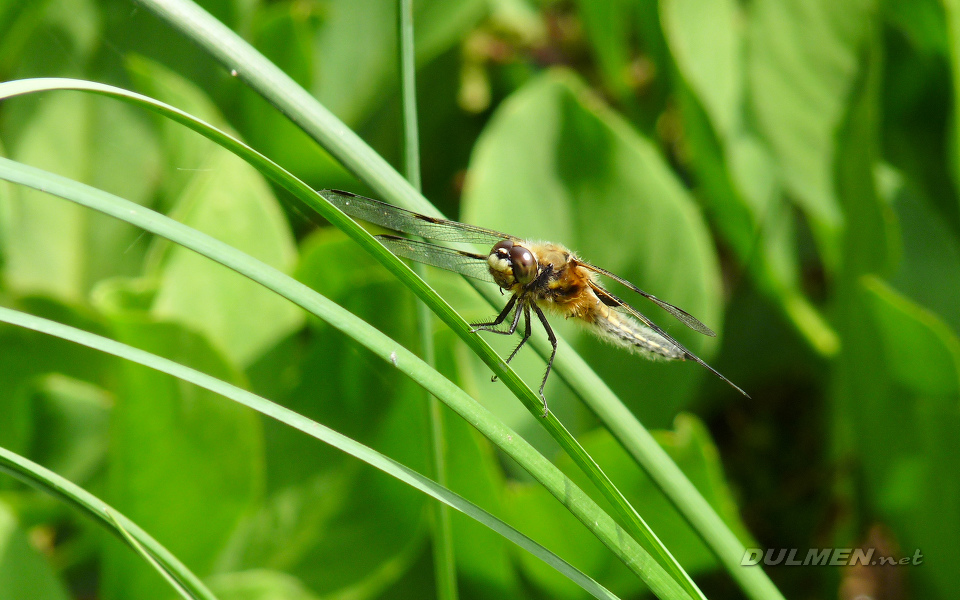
[319,189,749,416]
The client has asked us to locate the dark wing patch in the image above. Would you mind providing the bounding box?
[320,189,515,245]
[578,261,716,337]
[376,235,496,283]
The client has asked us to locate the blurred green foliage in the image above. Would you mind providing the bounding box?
[0,0,958,598]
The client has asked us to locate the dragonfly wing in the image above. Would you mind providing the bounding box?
[377,235,496,283]
[588,280,749,397]
[320,189,513,245]
[579,261,716,337]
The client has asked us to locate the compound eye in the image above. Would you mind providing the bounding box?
[510,244,538,285]
[492,239,514,257]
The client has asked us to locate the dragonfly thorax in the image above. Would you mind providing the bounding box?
[487,239,538,289]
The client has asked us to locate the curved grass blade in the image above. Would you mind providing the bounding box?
[0,306,624,600]
[0,445,217,600]
[0,78,699,598]
[0,155,691,600]
[118,2,786,595]
[394,2,457,599]
[105,509,196,600]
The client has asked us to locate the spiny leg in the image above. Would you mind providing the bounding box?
[505,303,532,365]
[470,294,519,334]
[491,302,532,384]
[532,304,557,418]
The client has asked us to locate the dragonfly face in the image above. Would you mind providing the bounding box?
[319,189,749,416]
[488,239,538,289]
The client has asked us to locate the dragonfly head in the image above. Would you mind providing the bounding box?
[488,239,538,289]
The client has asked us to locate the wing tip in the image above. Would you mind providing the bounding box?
[686,352,750,398]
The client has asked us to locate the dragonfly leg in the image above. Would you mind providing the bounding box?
[505,304,532,365]
[470,294,519,334]
[532,304,557,418]
[490,302,532,384]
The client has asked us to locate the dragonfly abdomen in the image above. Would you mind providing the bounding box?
[588,304,685,361]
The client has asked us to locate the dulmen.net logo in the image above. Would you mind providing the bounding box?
[741,548,924,567]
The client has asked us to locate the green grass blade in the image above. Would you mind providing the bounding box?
[0,78,698,597]
[398,0,422,192]
[0,153,691,600]
[105,509,196,600]
[395,2,456,599]
[0,445,217,600]
[0,305,624,600]
[121,1,785,595]
[95,1,702,587]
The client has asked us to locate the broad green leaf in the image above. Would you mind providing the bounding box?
[885,0,947,55]
[149,146,303,367]
[0,501,71,600]
[127,57,303,367]
[661,0,743,139]
[747,0,876,268]
[462,69,723,424]
[508,415,748,599]
[219,422,426,598]
[942,0,960,217]
[237,3,352,186]
[2,93,160,301]
[101,316,264,600]
[0,86,685,598]
[675,79,839,358]
[856,276,960,598]
[861,277,960,396]
[882,166,960,336]
[441,402,521,596]
[574,0,635,99]
[0,302,623,600]
[26,374,110,484]
[253,228,422,489]
[313,0,486,127]
[208,570,321,600]
[219,228,427,596]
[0,0,99,85]
[42,0,101,59]
[0,297,112,483]
[125,54,230,211]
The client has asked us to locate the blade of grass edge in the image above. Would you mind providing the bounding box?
[0,78,699,598]
[116,1,703,588]
[121,1,784,596]
[0,306,624,600]
[395,3,458,600]
[105,509,195,600]
[0,445,217,600]
[0,156,691,600]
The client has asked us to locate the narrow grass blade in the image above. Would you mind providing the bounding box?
[0,306,626,600]
[0,78,699,597]
[0,446,217,600]
[118,2,786,595]
[105,509,196,600]
[394,2,457,599]
[0,155,692,600]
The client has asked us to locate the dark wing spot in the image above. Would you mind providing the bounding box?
[599,293,619,307]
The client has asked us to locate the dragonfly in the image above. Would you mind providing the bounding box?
[318,189,749,416]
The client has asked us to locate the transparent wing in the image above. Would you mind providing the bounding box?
[320,189,513,245]
[578,261,716,337]
[588,281,748,397]
[376,235,496,283]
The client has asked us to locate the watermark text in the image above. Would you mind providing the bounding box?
[740,548,923,567]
